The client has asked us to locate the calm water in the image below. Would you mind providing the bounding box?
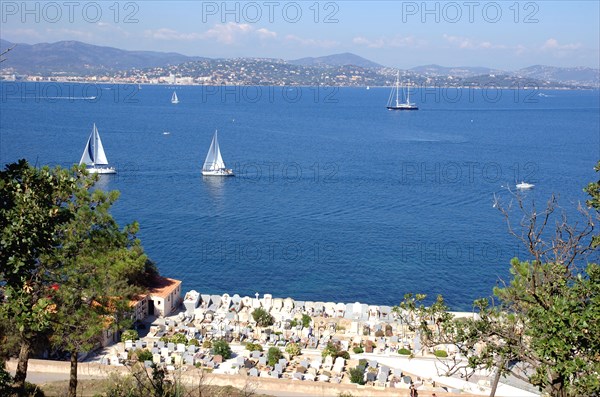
[1,82,598,309]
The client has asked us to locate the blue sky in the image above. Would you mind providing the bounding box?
[2,1,599,69]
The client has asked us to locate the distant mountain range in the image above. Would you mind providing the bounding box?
[0,39,205,74]
[289,53,383,69]
[1,39,598,87]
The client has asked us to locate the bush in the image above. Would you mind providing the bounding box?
[188,338,199,347]
[252,308,275,327]
[434,349,448,358]
[321,342,340,358]
[336,350,350,360]
[267,347,283,366]
[121,329,139,342]
[285,342,301,358]
[136,349,153,362]
[245,342,263,352]
[202,340,212,349]
[301,314,311,328]
[212,339,232,359]
[352,346,364,354]
[290,319,298,328]
[170,333,187,345]
[349,366,366,385]
[25,382,46,397]
[374,330,385,338]
[397,348,411,355]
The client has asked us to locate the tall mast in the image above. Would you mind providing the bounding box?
[396,71,400,107]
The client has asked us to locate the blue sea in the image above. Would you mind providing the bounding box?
[1,82,598,310]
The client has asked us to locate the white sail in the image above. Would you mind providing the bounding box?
[203,130,226,171]
[79,123,115,174]
[171,91,179,104]
[386,70,418,110]
[79,123,109,166]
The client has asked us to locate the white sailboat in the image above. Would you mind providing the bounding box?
[387,71,418,110]
[516,181,534,190]
[79,123,116,174]
[202,130,234,176]
[171,91,179,104]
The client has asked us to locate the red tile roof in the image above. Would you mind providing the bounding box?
[148,276,181,299]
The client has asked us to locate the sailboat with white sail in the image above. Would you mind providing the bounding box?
[171,91,179,104]
[202,130,234,176]
[79,123,116,174]
[387,71,418,110]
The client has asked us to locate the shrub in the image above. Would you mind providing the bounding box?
[349,366,365,385]
[159,335,170,343]
[202,340,212,349]
[335,324,346,332]
[336,350,350,360]
[321,342,340,358]
[374,330,385,338]
[434,349,448,358]
[188,338,199,347]
[245,342,263,352]
[285,342,301,358]
[301,314,311,328]
[267,347,283,366]
[24,382,45,397]
[212,339,232,359]
[358,358,367,367]
[352,346,364,354]
[397,348,411,355]
[170,333,187,345]
[136,349,153,362]
[290,319,298,328]
[338,393,355,397]
[252,308,275,327]
[121,329,139,342]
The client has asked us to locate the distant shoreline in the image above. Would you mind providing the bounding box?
[0,79,595,91]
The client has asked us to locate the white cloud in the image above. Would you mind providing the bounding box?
[541,38,582,51]
[284,34,339,48]
[144,24,277,45]
[442,34,506,50]
[144,28,202,41]
[353,35,423,49]
[256,28,277,39]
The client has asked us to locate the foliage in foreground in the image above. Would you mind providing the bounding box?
[0,160,155,396]
[397,162,600,397]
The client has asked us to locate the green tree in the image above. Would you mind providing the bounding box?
[49,186,150,397]
[121,330,139,343]
[301,313,311,328]
[211,339,232,359]
[0,160,89,394]
[415,165,600,397]
[1,161,153,396]
[284,342,301,358]
[251,307,274,327]
[267,347,282,366]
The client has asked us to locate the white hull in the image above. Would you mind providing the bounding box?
[202,169,234,176]
[516,182,534,190]
[87,167,117,174]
